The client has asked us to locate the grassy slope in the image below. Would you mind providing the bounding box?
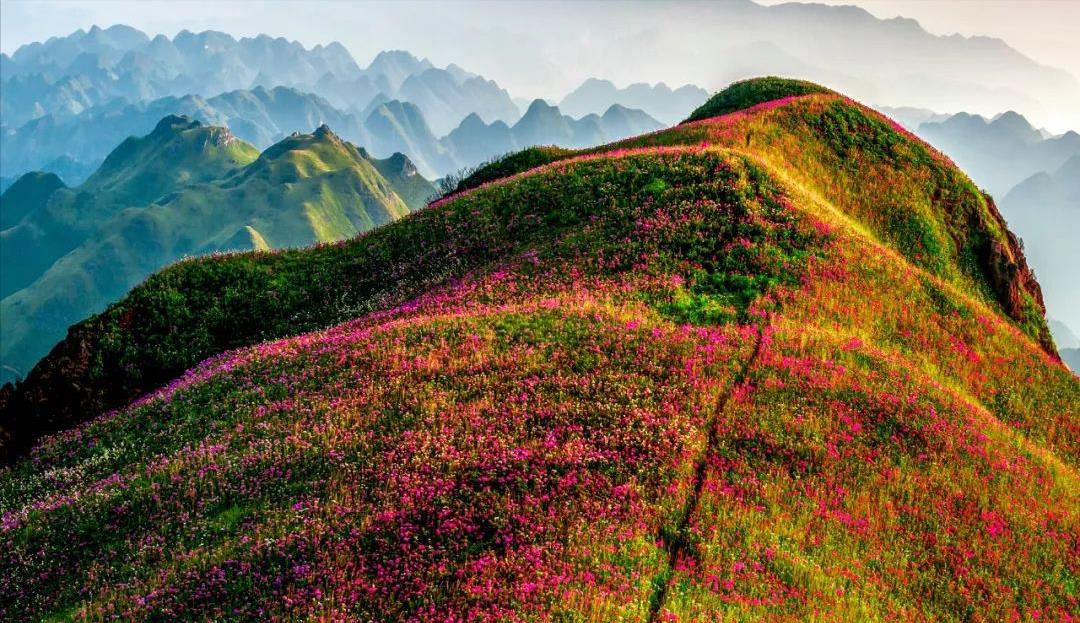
[0,124,432,385]
[0,171,67,231]
[456,91,1053,353]
[0,81,1076,621]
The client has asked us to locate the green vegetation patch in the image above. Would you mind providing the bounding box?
[683,77,833,123]
[449,146,575,194]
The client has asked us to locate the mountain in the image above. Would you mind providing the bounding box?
[363,99,457,178]
[510,98,577,146]
[1,27,366,127]
[589,0,1080,130]
[397,67,520,135]
[1000,155,1080,333]
[1,79,1075,620]
[1,115,258,300]
[446,100,660,166]
[3,28,672,184]
[440,112,516,169]
[4,84,663,183]
[1,30,522,161]
[916,111,1080,197]
[872,105,950,130]
[559,78,709,125]
[1,86,370,184]
[1050,319,1080,350]
[364,49,435,93]
[0,171,65,230]
[2,86,411,183]
[437,101,664,173]
[877,109,1079,338]
[595,103,668,138]
[0,116,434,384]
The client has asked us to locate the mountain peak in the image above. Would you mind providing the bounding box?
[525,98,557,114]
[382,152,420,177]
[152,114,201,135]
[0,171,67,230]
[991,110,1035,133]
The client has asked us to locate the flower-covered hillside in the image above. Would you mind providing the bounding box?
[1,79,1077,621]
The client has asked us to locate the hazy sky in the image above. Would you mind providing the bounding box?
[757,0,1080,80]
[2,0,1078,127]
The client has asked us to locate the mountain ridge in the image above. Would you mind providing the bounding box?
[0,115,435,385]
[3,84,666,183]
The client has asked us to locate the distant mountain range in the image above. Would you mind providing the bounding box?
[0,115,434,382]
[916,111,1080,197]
[0,28,517,145]
[1,26,360,126]
[2,84,665,183]
[1,26,709,185]
[558,78,708,125]
[564,0,1080,131]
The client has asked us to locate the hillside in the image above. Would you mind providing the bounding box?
[0,117,434,384]
[0,78,1076,621]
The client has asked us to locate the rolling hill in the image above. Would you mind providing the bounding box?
[0,116,434,384]
[0,78,1076,621]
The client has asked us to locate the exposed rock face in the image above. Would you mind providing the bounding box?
[979,194,1055,355]
[0,321,112,463]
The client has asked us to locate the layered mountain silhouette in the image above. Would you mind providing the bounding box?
[4,85,664,183]
[554,0,1080,129]
[446,99,664,171]
[558,78,709,125]
[1,26,362,126]
[916,111,1080,197]
[1,29,517,151]
[1,79,1075,621]
[0,115,434,383]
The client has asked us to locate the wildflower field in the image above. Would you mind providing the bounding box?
[1,78,1076,621]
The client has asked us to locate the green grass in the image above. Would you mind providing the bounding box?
[451,145,575,194]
